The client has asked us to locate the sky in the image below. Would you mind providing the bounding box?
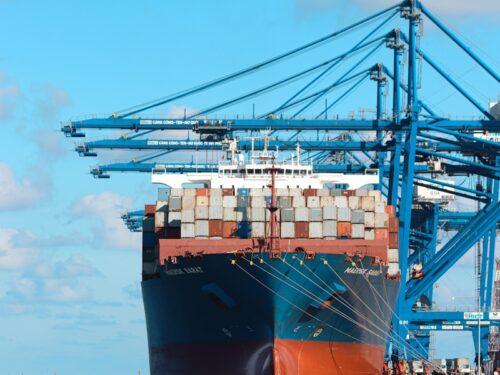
[0,0,498,374]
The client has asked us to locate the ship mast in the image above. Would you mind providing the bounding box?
[266,155,281,254]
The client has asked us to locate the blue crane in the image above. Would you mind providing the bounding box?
[61,0,500,368]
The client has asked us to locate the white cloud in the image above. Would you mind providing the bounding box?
[1,250,98,306]
[0,162,47,210]
[71,192,141,250]
[0,229,38,270]
[0,71,20,121]
[294,0,500,18]
[32,83,71,124]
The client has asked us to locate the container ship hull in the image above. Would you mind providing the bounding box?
[142,251,399,375]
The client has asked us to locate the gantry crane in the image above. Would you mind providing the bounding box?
[61,0,499,368]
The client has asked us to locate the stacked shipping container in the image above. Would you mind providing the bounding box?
[153,187,397,243]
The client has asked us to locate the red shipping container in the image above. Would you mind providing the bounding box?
[303,188,317,197]
[337,222,352,238]
[196,188,209,196]
[375,228,389,241]
[145,204,156,216]
[294,222,309,238]
[389,217,399,233]
[209,220,223,237]
[389,232,399,248]
[222,188,234,196]
[341,190,356,197]
[223,221,237,238]
[386,205,395,217]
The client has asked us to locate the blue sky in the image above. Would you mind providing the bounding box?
[0,0,498,373]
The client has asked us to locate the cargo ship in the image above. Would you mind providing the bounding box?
[141,141,400,374]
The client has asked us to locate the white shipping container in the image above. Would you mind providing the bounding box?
[182,196,196,209]
[251,196,266,208]
[277,188,289,196]
[351,210,365,224]
[281,208,295,222]
[375,213,389,228]
[323,205,337,220]
[320,196,334,206]
[348,196,361,210]
[330,189,343,196]
[355,188,369,197]
[170,188,183,196]
[281,222,295,238]
[223,208,237,221]
[209,206,223,220]
[156,200,168,211]
[323,220,337,238]
[251,222,266,238]
[387,262,400,276]
[309,208,323,222]
[361,196,375,211]
[195,220,209,237]
[364,212,375,227]
[364,229,375,240]
[307,196,320,208]
[181,223,195,238]
[334,196,348,208]
[181,209,195,223]
[210,195,223,207]
[317,188,330,197]
[183,188,197,197]
[289,188,302,197]
[250,188,265,197]
[351,224,365,238]
[388,248,399,263]
[374,202,386,213]
[337,207,351,221]
[295,207,309,221]
[195,206,209,220]
[196,196,209,207]
[169,196,182,211]
[210,188,222,197]
[168,211,181,227]
[223,196,237,208]
[251,207,266,222]
[309,222,323,238]
[293,196,306,208]
[368,190,382,202]
[155,211,166,228]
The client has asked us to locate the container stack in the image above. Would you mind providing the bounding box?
[153,187,397,245]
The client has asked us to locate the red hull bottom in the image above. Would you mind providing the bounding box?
[150,339,384,374]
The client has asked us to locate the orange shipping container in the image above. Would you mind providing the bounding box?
[303,189,317,197]
[389,232,399,248]
[375,228,389,241]
[337,222,352,238]
[209,220,223,237]
[389,217,399,233]
[294,222,309,238]
[145,204,156,216]
[196,188,209,196]
[385,205,395,217]
[222,188,234,196]
[341,190,356,197]
[223,221,238,238]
